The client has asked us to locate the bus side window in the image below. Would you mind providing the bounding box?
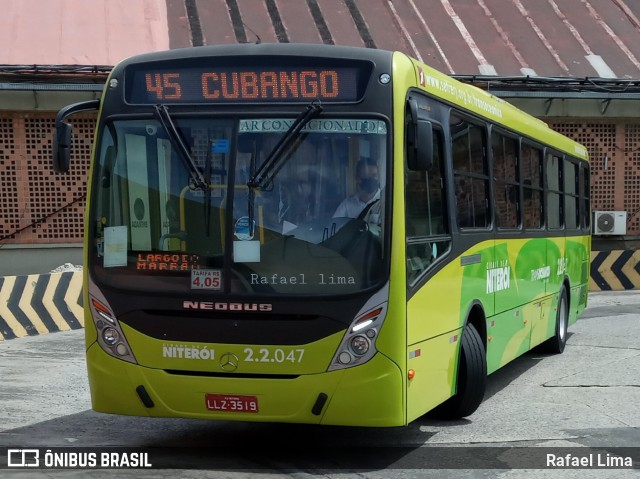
[564,159,579,230]
[492,131,520,229]
[406,129,449,284]
[546,152,563,230]
[580,164,590,231]
[451,115,489,229]
[522,142,544,230]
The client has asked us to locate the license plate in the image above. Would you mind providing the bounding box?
[205,394,259,413]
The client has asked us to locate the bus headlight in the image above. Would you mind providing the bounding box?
[328,283,389,371]
[89,294,137,364]
[338,351,352,364]
[102,327,120,345]
[350,335,370,355]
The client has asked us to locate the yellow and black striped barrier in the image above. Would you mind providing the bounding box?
[590,250,640,291]
[0,271,83,341]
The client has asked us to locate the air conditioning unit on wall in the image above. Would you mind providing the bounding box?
[593,211,627,235]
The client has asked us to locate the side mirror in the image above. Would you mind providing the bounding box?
[53,122,72,173]
[406,99,434,172]
[53,100,100,173]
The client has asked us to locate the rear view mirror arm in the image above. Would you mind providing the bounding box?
[53,100,100,173]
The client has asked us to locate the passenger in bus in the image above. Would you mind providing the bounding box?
[333,158,380,219]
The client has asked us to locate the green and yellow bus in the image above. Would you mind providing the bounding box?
[54,43,590,426]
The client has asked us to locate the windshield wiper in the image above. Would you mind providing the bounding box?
[154,104,208,190]
[246,100,323,190]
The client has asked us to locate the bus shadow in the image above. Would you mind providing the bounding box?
[483,331,575,402]
[143,420,434,470]
[2,410,431,472]
[415,332,575,428]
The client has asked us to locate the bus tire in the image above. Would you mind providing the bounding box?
[541,287,568,354]
[435,322,486,419]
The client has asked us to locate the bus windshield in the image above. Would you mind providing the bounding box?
[91,115,389,296]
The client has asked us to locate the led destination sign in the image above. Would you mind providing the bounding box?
[126,65,368,104]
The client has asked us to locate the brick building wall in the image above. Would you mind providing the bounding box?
[550,121,640,235]
[0,112,95,246]
[0,114,638,248]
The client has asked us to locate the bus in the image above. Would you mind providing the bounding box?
[53,43,590,427]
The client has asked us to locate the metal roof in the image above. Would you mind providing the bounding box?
[0,0,169,66]
[2,0,640,80]
[171,0,640,79]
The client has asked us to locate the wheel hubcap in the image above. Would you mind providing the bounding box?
[559,296,567,341]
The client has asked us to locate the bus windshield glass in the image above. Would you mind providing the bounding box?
[91,116,389,296]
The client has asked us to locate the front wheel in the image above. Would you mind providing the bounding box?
[434,322,486,419]
[541,287,569,354]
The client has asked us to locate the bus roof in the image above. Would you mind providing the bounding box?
[113,43,393,69]
[406,55,588,161]
[110,43,587,162]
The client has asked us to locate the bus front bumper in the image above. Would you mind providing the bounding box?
[86,342,405,427]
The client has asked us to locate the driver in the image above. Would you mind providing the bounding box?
[333,158,380,219]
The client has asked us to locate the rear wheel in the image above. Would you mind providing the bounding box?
[541,287,568,354]
[435,322,486,419]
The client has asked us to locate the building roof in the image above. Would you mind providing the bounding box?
[2,0,640,80]
[0,0,169,66]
